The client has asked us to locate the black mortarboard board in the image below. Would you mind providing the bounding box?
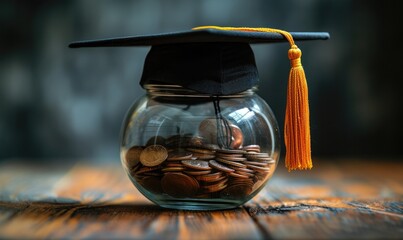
[69,26,330,171]
[69,28,329,95]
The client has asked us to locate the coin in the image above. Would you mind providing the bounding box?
[246,165,271,172]
[194,172,224,182]
[161,167,186,172]
[181,160,212,170]
[216,149,246,154]
[228,172,250,179]
[229,124,243,149]
[125,146,143,169]
[191,153,216,160]
[244,161,270,167]
[167,151,193,161]
[136,165,162,175]
[209,160,235,173]
[140,145,168,167]
[243,145,261,152]
[161,173,199,198]
[216,158,247,168]
[215,156,247,162]
[183,170,211,176]
[221,184,252,199]
[201,179,228,193]
[198,118,243,149]
[186,148,215,155]
[139,176,163,194]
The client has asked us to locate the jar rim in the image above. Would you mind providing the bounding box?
[144,84,256,98]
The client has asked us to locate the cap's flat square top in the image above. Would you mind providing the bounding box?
[69,29,330,48]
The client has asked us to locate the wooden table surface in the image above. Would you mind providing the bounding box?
[0,159,402,239]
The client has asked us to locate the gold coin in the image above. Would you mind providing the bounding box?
[140,145,168,167]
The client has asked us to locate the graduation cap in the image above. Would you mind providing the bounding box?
[69,26,330,171]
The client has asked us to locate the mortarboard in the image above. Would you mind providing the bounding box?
[69,26,330,171]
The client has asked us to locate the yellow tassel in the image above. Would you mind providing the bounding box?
[192,26,312,171]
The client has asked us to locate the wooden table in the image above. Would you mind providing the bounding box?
[0,159,402,239]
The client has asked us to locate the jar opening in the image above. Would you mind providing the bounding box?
[144,84,257,98]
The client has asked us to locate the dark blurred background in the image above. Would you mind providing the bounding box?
[1,0,402,164]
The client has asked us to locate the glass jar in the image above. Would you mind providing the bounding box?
[120,84,280,210]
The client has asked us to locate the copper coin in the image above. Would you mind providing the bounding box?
[229,124,243,149]
[198,118,243,149]
[221,184,252,199]
[194,172,224,182]
[124,146,144,169]
[167,151,193,161]
[216,153,244,158]
[216,158,247,168]
[161,173,199,198]
[253,157,275,162]
[186,148,215,155]
[136,166,162,175]
[243,145,261,152]
[245,153,270,161]
[247,165,271,172]
[140,145,168,167]
[245,161,269,167]
[192,153,216,160]
[228,172,250,179]
[139,176,163,194]
[234,171,255,178]
[216,149,246,154]
[198,174,227,183]
[200,143,220,150]
[184,170,211,176]
[188,136,205,147]
[209,160,235,173]
[181,160,212,170]
[165,163,183,167]
[232,167,255,173]
[201,178,228,193]
[229,178,254,186]
[216,156,247,162]
[162,167,186,172]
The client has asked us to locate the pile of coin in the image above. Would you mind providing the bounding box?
[123,135,276,200]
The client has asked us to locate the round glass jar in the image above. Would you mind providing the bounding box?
[120,84,280,210]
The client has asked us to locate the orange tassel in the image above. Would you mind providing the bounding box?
[192,26,313,171]
[285,45,312,171]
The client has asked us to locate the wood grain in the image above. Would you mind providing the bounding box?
[0,159,402,239]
